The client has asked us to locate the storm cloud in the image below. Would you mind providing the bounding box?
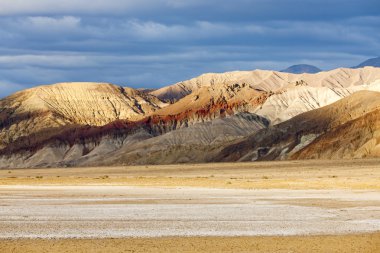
[0,0,379,97]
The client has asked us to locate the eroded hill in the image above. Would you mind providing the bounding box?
[216,90,380,161]
[1,67,380,168]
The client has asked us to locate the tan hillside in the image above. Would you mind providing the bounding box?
[216,90,380,162]
[291,92,380,159]
[252,76,380,124]
[152,67,380,101]
[152,82,269,125]
[151,69,380,126]
[254,86,353,124]
[0,82,166,149]
[1,68,380,168]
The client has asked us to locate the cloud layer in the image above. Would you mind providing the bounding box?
[0,0,379,97]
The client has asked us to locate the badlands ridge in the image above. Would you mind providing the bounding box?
[1,67,380,168]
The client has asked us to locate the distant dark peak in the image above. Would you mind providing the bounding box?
[353,57,380,68]
[281,64,322,74]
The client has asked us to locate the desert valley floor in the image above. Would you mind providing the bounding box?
[0,159,379,252]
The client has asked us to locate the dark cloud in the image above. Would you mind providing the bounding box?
[0,0,379,97]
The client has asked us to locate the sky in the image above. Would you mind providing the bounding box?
[0,0,379,97]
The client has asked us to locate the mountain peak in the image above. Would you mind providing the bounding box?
[353,56,380,68]
[281,64,322,74]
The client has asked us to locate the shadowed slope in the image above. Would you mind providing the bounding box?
[86,112,270,166]
[0,112,269,168]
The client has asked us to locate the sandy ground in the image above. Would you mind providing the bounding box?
[1,159,380,190]
[0,160,380,252]
[1,234,379,253]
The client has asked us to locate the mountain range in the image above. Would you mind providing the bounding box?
[279,56,380,74]
[281,64,322,74]
[1,61,380,168]
[353,56,380,68]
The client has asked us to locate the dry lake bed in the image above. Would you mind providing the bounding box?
[0,159,379,252]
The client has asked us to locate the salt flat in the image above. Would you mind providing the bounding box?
[0,161,380,252]
[0,185,379,238]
